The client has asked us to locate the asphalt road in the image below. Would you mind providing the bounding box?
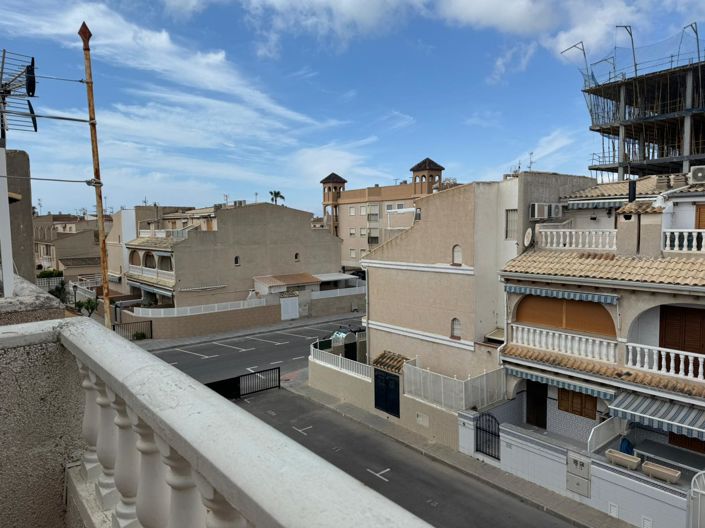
[236,389,572,528]
[153,316,362,384]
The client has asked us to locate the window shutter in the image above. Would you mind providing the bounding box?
[557,389,570,411]
[582,395,597,420]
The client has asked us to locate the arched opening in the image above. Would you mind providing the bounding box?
[294,252,300,262]
[515,296,616,337]
[452,244,462,265]
[129,250,141,266]
[143,252,156,269]
[234,256,240,267]
[451,318,461,339]
[158,255,173,271]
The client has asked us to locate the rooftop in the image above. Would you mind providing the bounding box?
[253,273,321,287]
[125,236,180,250]
[321,172,347,184]
[410,157,444,172]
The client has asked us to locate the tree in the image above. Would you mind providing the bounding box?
[82,298,98,318]
[269,190,285,205]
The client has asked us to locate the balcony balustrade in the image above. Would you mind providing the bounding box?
[138,229,189,239]
[626,343,705,382]
[663,229,705,253]
[127,264,175,281]
[537,228,617,251]
[510,324,618,363]
[7,317,428,528]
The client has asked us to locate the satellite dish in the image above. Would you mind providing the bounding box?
[523,227,533,247]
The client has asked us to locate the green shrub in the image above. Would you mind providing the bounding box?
[132,331,147,340]
[37,269,63,278]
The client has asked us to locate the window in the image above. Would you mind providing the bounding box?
[349,249,356,258]
[294,252,300,262]
[360,205,367,215]
[557,389,597,420]
[505,209,518,240]
[349,206,356,216]
[349,228,356,237]
[452,244,462,265]
[234,256,240,266]
[451,318,461,339]
[360,249,367,257]
[143,252,156,269]
[669,432,705,453]
[397,203,404,209]
[386,204,393,211]
[360,227,367,237]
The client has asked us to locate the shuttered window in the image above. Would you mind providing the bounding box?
[516,296,616,337]
[505,209,518,240]
[558,389,597,420]
[660,306,705,354]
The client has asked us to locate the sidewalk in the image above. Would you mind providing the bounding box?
[138,311,363,351]
[284,371,632,528]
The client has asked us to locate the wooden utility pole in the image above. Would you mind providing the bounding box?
[79,22,111,328]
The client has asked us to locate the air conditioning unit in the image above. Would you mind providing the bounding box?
[690,166,705,183]
[550,203,563,219]
[529,203,550,220]
[233,200,247,207]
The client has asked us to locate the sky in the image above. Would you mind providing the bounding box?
[2,0,705,216]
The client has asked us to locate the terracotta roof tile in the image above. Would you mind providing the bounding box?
[563,175,660,200]
[373,350,409,374]
[410,157,445,172]
[616,201,664,215]
[502,250,705,287]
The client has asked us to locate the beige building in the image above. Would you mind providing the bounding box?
[321,158,448,270]
[115,202,342,308]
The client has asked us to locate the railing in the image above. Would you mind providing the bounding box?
[206,367,280,399]
[68,281,98,303]
[663,230,705,253]
[76,273,102,289]
[36,276,64,291]
[510,324,617,363]
[18,317,426,528]
[37,256,55,269]
[138,228,189,239]
[310,344,372,379]
[133,298,266,317]
[626,343,705,382]
[587,416,624,453]
[127,265,175,281]
[311,286,366,300]
[112,320,153,341]
[537,228,617,250]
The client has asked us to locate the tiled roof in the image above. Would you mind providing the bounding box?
[502,250,705,287]
[562,175,659,200]
[616,201,664,214]
[503,344,705,399]
[125,237,177,250]
[58,257,101,267]
[674,183,705,193]
[410,157,445,172]
[372,350,409,374]
[320,172,347,184]
[253,273,320,287]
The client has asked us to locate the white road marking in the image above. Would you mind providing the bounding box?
[426,498,439,508]
[332,446,343,453]
[293,425,313,436]
[168,361,178,366]
[291,356,306,360]
[213,341,255,352]
[174,347,218,359]
[275,331,318,340]
[266,410,277,416]
[246,366,265,379]
[246,336,289,346]
[366,468,391,482]
[242,398,252,404]
[270,360,283,365]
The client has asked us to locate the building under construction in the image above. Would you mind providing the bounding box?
[584,28,705,180]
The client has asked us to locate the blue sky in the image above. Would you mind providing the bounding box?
[2,1,705,216]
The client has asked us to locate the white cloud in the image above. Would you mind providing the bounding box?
[378,110,416,130]
[434,0,556,34]
[464,110,502,128]
[486,42,537,84]
[288,66,319,80]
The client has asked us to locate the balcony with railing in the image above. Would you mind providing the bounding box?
[626,343,705,382]
[138,228,190,239]
[536,227,617,251]
[663,230,705,253]
[509,323,618,363]
[3,316,429,528]
[127,264,175,282]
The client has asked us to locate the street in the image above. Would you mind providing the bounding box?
[152,316,361,384]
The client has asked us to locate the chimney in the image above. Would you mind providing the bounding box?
[628,179,636,203]
[672,173,688,188]
[655,174,670,192]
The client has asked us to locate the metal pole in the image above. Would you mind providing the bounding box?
[0,142,15,297]
[79,22,111,328]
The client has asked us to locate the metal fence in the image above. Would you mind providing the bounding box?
[403,364,506,412]
[310,344,372,379]
[206,367,280,399]
[36,276,64,291]
[112,320,153,341]
[133,298,266,317]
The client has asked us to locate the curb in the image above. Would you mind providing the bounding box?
[283,381,619,528]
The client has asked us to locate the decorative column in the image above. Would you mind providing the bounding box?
[91,373,119,508]
[108,390,140,528]
[76,360,101,480]
[194,472,251,528]
[129,412,169,528]
[156,437,206,528]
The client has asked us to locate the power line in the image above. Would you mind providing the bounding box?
[0,173,97,185]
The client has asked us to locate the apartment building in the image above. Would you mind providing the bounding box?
[115,202,342,308]
[321,158,447,270]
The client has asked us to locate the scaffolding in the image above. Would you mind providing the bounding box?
[580,27,705,180]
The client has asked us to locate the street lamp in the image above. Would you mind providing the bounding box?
[72,284,78,310]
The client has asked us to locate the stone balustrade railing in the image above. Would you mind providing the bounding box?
[626,343,705,382]
[537,228,617,250]
[510,324,618,363]
[663,229,705,253]
[7,318,428,528]
[127,264,175,281]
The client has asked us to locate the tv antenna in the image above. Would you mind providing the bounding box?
[528,152,534,171]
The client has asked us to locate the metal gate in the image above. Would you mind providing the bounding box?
[475,412,500,460]
[206,367,280,399]
[691,471,705,527]
[280,296,299,320]
[374,369,400,417]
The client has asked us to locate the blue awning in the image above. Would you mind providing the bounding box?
[610,392,705,440]
[567,200,626,209]
[505,366,615,400]
[504,284,619,305]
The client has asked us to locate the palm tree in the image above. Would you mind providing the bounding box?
[269,190,285,205]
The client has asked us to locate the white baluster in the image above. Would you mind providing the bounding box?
[680,353,686,376]
[626,345,632,367]
[130,413,169,528]
[662,350,669,374]
[700,356,704,381]
[194,473,251,528]
[91,373,120,508]
[76,360,101,480]
[156,438,207,528]
[108,391,140,528]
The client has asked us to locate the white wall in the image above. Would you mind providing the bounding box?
[567,209,615,230]
[546,386,599,443]
[666,201,696,230]
[628,306,660,345]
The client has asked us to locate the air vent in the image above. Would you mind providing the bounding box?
[530,203,563,220]
[690,166,705,183]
